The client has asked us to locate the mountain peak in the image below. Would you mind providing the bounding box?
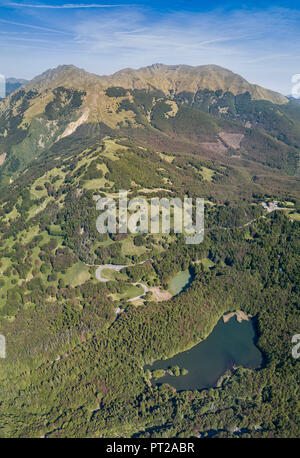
[27,64,99,91]
[102,63,287,104]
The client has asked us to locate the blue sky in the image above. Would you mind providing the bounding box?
[0,1,299,94]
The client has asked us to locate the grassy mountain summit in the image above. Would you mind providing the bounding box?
[27,64,100,91]
[103,63,288,104]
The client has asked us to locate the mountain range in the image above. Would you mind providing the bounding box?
[0,63,299,191]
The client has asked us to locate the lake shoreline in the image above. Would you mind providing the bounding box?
[146,314,262,391]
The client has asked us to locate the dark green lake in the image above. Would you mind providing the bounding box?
[147,315,262,391]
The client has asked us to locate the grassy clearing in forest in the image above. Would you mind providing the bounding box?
[159,152,175,163]
[200,258,215,271]
[62,262,91,287]
[288,212,300,221]
[199,166,216,182]
[111,284,144,301]
[100,268,128,282]
[121,237,148,257]
[101,138,128,161]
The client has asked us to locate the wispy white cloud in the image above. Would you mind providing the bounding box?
[1,5,299,93]
[7,2,132,8]
[0,18,69,33]
[69,7,300,93]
